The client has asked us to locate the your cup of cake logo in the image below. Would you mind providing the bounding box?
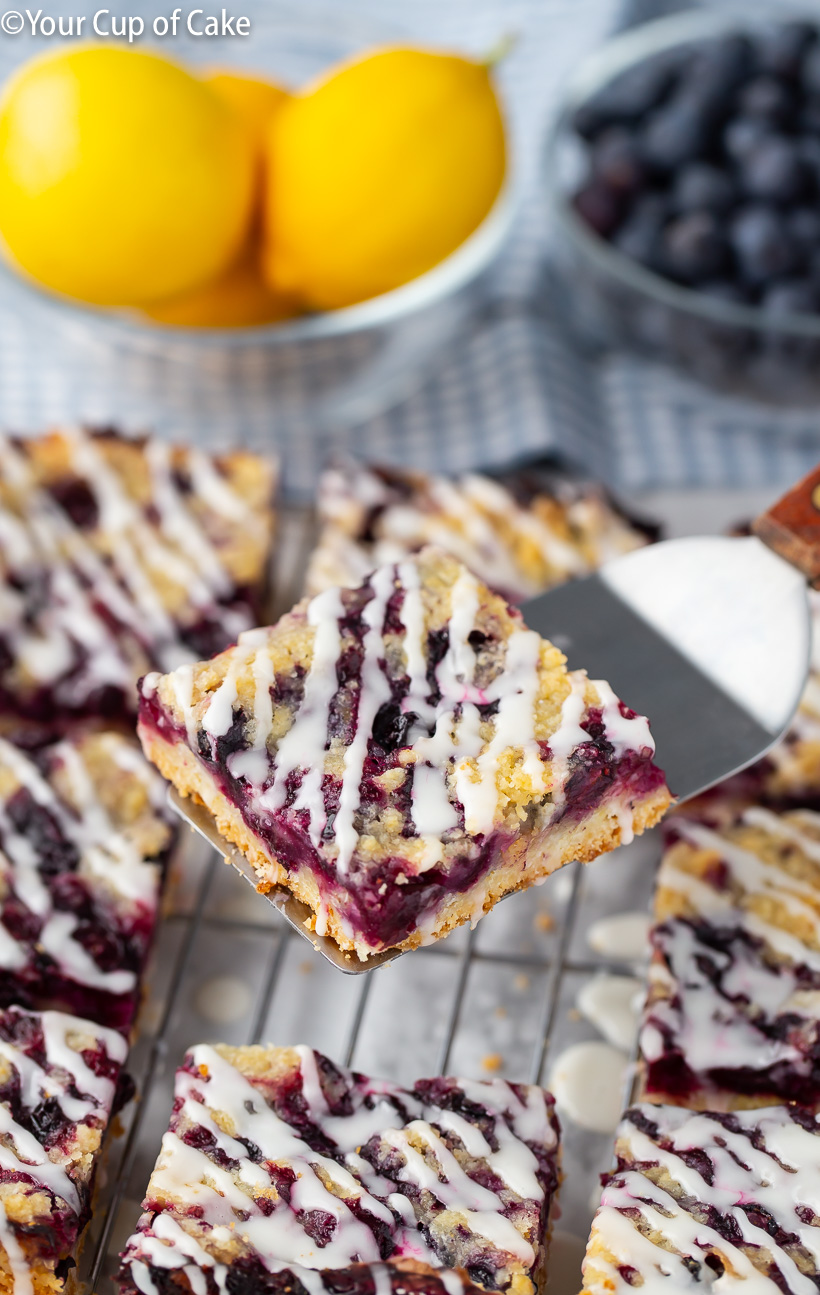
[0,7,251,38]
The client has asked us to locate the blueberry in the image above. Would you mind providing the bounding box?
[572,56,678,140]
[787,206,820,255]
[736,76,795,126]
[612,194,668,270]
[761,279,820,316]
[662,211,727,284]
[590,126,646,194]
[730,205,797,284]
[572,181,623,237]
[800,100,820,135]
[691,33,752,91]
[740,135,807,204]
[671,163,735,215]
[372,701,410,753]
[803,44,820,98]
[643,95,713,173]
[754,22,817,79]
[700,280,751,305]
[799,135,820,190]
[724,115,773,163]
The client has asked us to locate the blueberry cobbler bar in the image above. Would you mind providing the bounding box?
[0,1002,127,1294]
[639,805,820,1111]
[304,461,651,603]
[138,548,670,958]
[0,730,174,1033]
[117,1043,560,1295]
[0,427,276,735]
[581,1102,820,1294]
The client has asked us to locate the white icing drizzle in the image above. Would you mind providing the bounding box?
[0,1202,34,1295]
[743,805,820,863]
[673,818,820,928]
[644,808,820,1100]
[0,736,162,995]
[0,429,261,705]
[586,1104,820,1294]
[334,565,397,871]
[171,551,654,883]
[259,589,345,848]
[309,463,645,603]
[121,1046,556,1290]
[0,1003,124,1295]
[641,918,818,1078]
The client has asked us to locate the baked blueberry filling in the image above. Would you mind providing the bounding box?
[584,1103,820,1294]
[118,1045,560,1295]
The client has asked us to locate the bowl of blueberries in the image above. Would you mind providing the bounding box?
[547,8,820,404]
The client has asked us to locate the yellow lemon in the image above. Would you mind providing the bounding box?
[142,241,300,328]
[263,46,506,310]
[205,69,290,153]
[0,46,257,305]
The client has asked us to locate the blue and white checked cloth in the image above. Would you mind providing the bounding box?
[0,0,818,498]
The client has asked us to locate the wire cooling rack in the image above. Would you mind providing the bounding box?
[79,489,772,1295]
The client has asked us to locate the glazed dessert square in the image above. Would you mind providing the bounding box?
[757,588,820,807]
[304,460,652,602]
[639,804,820,1110]
[0,730,175,1033]
[137,548,671,958]
[116,1043,560,1295]
[0,1002,127,1295]
[581,1102,820,1294]
[0,426,277,735]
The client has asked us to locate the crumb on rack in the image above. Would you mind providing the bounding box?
[534,910,555,933]
[482,1052,504,1072]
[514,973,531,992]
[495,1005,508,1019]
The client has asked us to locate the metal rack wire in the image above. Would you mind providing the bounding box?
[80,505,663,1295]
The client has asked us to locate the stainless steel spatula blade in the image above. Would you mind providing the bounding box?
[522,535,811,802]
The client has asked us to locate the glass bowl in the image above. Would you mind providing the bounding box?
[0,4,519,437]
[546,6,820,406]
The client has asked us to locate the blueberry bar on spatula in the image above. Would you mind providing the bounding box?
[0,730,175,1033]
[640,804,820,1111]
[0,427,276,737]
[138,548,671,959]
[0,1002,128,1294]
[117,1043,560,1295]
[581,1103,820,1294]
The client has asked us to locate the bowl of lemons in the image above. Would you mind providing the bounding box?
[0,8,516,434]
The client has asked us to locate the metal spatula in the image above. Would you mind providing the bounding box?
[523,468,820,803]
[170,468,820,973]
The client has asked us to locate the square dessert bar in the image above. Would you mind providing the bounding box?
[0,730,175,1033]
[117,1043,560,1295]
[0,426,276,735]
[0,1002,127,1294]
[757,589,820,808]
[639,804,820,1110]
[304,461,652,602]
[138,548,671,958]
[581,1102,820,1294]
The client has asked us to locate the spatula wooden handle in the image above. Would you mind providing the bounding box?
[752,464,820,586]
